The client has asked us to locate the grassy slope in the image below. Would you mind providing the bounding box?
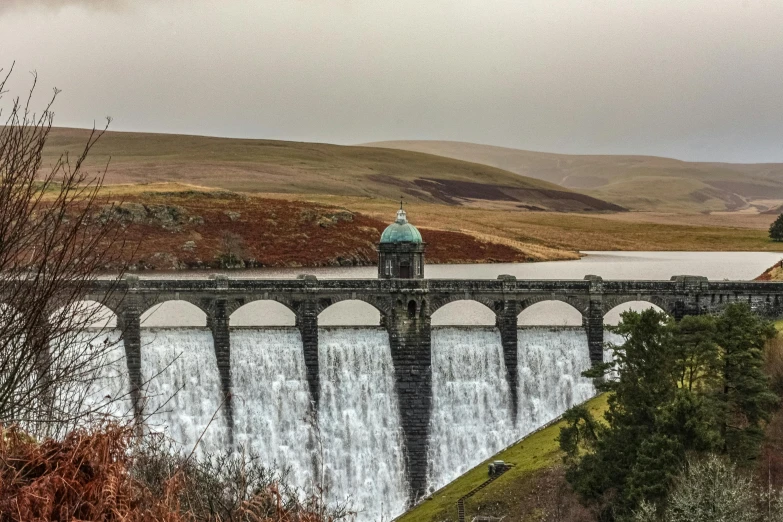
[271,194,783,253]
[399,394,609,522]
[364,140,783,212]
[42,128,617,211]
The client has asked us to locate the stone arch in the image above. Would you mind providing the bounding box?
[318,299,383,326]
[429,294,499,316]
[50,300,118,329]
[518,295,589,316]
[603,299,668,325]
[431,299,497,326]
[517,300,584,326]
[229,300,297,326]
[140,300,208,327]
[314,295,390,318]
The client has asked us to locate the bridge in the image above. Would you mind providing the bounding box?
[82,273,783,504]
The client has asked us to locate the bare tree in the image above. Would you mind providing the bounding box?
[0,64,131,437]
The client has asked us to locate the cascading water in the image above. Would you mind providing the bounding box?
[318,328,408,521]
[44,329,133,434]
[517,327,595,434]
[230,328,314,492]
[70,329,133,420]
[140,328,229,456]
[427,327,516,492]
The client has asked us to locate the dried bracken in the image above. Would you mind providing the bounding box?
[0,424,341,522]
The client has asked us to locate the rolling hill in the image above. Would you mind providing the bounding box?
[40,128,622,212]
[364,140,783,213]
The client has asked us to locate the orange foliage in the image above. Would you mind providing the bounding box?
[0,424,333,522]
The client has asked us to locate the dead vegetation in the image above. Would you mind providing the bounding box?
[0,423,344,522]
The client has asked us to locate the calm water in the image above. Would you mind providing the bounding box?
[136,251,783,327]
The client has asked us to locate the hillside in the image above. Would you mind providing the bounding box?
[42,128,622,212]
[85,186,538,271]
[400,395,609,522]
[364,140,783,213]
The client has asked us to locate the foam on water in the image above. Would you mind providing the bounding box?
[517,327,595,434]
[427,327,516,492]
[318,328,408,521]
[231,328,315,492]
[141,328,230,456]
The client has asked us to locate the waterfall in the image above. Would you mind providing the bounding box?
[318,328,408,521]
[141,328,229,456]
[231,328,314,492]
[427,327,516,492]
[72,329,133,421]
[43,329,132,434]
[517,327,595,434]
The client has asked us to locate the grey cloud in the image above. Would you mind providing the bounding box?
[0,0,781,162]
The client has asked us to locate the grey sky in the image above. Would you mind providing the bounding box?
[1,0,782,162]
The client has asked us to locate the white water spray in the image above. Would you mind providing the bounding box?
[140,328,229,456]
[231,328,314,492]
[318,328,409,521]
[517,327,595,434]
[427,327,516,491]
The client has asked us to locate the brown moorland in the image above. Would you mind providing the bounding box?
[40,128,621,212]
[365,140,783,213]
[90,187,534,271]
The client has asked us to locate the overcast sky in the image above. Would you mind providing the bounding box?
[1,0,782,162]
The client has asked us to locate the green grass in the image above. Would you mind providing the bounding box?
[398,394,609,522]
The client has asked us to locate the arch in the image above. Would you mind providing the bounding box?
[603,300,666,326]
[517,300,583,326]
[140,300,207,327]
[601,295,671,316]
[49,300,118,329]
[431,299,496,326]
[407,299,418,319]
[319,300,382,326]
[229,300,296,326]
[518,295,588,316]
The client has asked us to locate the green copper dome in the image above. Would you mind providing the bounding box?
[380,209,423,244]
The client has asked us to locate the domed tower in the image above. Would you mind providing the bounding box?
[378,203,426,279]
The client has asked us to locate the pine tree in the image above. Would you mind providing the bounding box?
[560,304,776,519]
[770,213,783,241]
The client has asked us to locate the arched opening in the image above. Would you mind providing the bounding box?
[230,300,296,326]
[517,301,583,326]
[140,301,207,327]
[604,301,666,326]
[407,300,417,319]
[319,300,381,326]
[50,300,118,329]
[431,300,495,326]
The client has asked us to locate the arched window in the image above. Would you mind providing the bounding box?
[408,300,417,319]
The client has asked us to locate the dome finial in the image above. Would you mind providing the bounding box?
[400,196,404,210]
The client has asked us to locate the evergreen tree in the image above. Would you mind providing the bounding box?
[770,213,783,241]
[715,304,778,461]
[560,303,776,519]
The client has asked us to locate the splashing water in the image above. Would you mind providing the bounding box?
[517,327,595,434]
[140,328,230,456]
[427,327,516,492]
[231,328,315,492]
[318,328,409,521]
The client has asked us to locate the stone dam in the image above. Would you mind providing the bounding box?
[64,273,783,519]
